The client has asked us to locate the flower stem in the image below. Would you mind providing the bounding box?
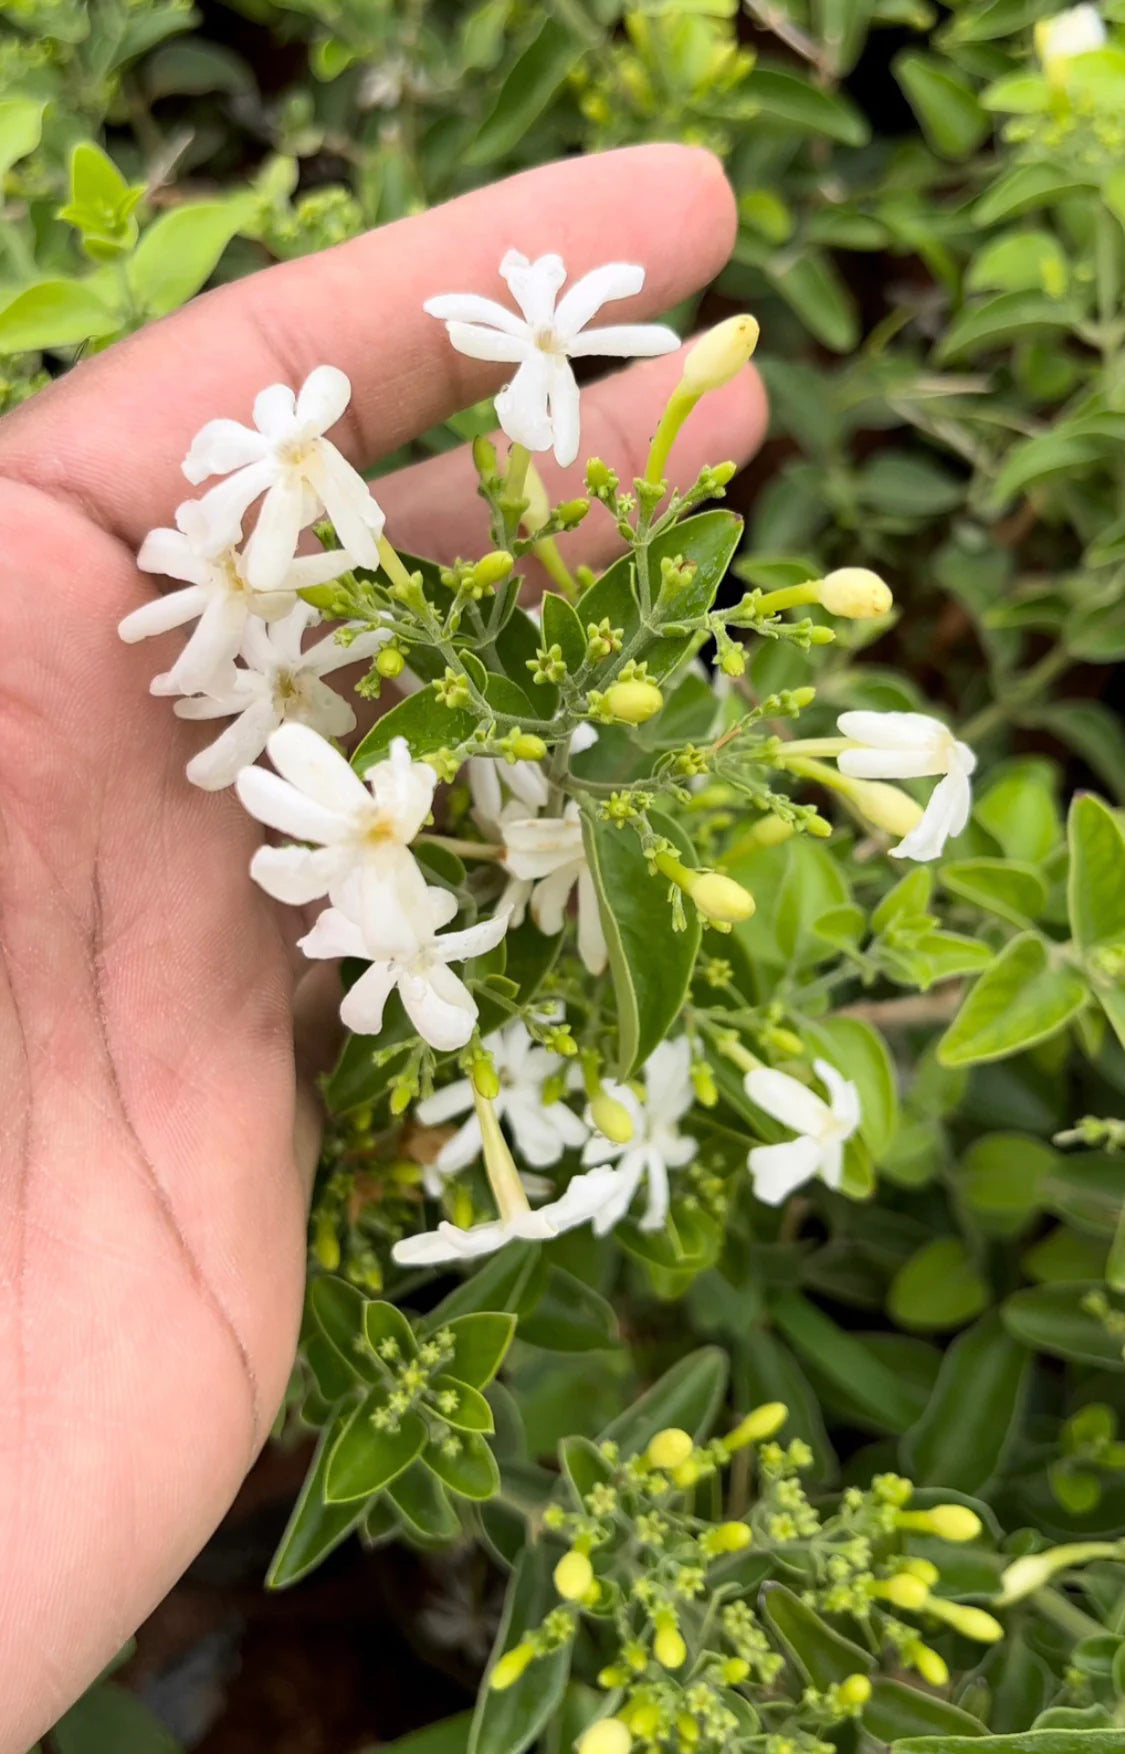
[504,442,531,505]
[644,386,697,485]
[473,1086,530,1223]
[377,535,417,596]
[415,834,504,862]
[532,534,579,599]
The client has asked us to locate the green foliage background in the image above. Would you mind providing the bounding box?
[6,0,1125,1749]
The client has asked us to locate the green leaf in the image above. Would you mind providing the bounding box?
[940,860,1047,927]
[267,1418,366,1588]
[744,66,869,143]
[937,935,1087,1067]
[888,1238,990,1332]
[1043,1153,1125,1236]
[431,1374,495,1433]
[352,688,477,770]
[1002,1284,1125,1369]
[424,1245,544,1329]
[540,592,586,672]
[904,1313,1028,1492]
[938,291,1077,364]
[574,511,743,682]
[1038,703,1125,804]
[598,1347,728,1454]
[0,279,121,354]
[365,1298,418,1361]
[127,199,251,317]
[442,1312,518,1388]
[967,229,1070,296]
[1068,793,1125,953]
[893,1735,1125,1753]
[582,809,701,1079]
[0,98,44,177]
[308,1276,381,1383]
[425,1431,501,1500]
[518,1265,620,1351]
[771,1293,922,1433]
[387,1460,462,1540]
[975,760,1062,862]
[325,1397,426,1501]
[959,1133,1055,1227]
[362,1712,473,1754]
[865,1677,986,1741]
[470,1548,573,1754]
[768,249,860,352]
[973,162,1093,224]
[894,52,990,158]
[761,1584,872,1686]
[53,1684,182,1754]
[466,16,587,166]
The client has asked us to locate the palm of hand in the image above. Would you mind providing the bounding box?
[0,145,762,1752]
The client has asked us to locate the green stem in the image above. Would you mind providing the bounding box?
[532,533,579,598]
[1034,1587,1107,1644]
[961,644,1070,742]
[415,834,504,862]
[644,385,698,485]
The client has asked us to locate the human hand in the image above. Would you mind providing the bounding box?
[0,143,765,1752]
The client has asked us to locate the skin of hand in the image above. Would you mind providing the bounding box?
[0,143,766,1751]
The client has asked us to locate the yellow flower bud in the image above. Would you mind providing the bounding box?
[899,1504,982,1543]
[375,645,405,678]
[490,1642,535,1690]
[877,1572,930,1611]
[680,314,761,395]
[691,1062,718,1107]
[721,1658,750,1684]
[471,1057,501,1100]
[624,1702,661,1737]
[722,1402,788,1453]
[925,1598,1004,1643]
[471,550,515,591]
[899,1557,940,1586]
[845,777,925,838]
[998,1545,1109,1605]
[654,1621,687,1669]
[597,1665,629,1689]
[688,871,756,925]
[672,1457,702,1488]
[647,1428,695,1470]
[838,1674,872,1709]
[910,1643,949,1687]
[715,1520,753,1553]
[676,1713,701,1744]
[604,679,664,724]
[577,1718,632,1754]
[312,1211,340,1272]
[554,1550,595,1601]
[590,1091,634,1145]
[509,733,547,761]
[816,567,893,620]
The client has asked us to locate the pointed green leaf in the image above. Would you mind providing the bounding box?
[941,860,1047,927]
[938,934,1087,1067]
[1068,793,1125,953]
[905,1313,1028,1493]
[387,1460,461,1540]
[425,1431,501,1500]
[267,1417,366,1588]
[440,1312,517,1387]
[325,1397,426,1501]
[597,1347,728,1453]
[0,279,121,354]
[894,51,989,158]
[352,688,477,770]
[0,98,44,177]
[470,1548,573,1754]
[364,1298,418,1362]
[431,1374,495,1433]
[863,1677,986,1741]
[888,1238,989,1332]
[308,1276,381,1383]
[761,1584,873,1686]
[540,592,586,672]
[127,199,251,316]
[1002,1284,1125,1369]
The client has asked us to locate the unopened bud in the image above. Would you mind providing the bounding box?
[689,871,756,925]
[713,1521,753,1553]
[509,733,547,761]
[721,1658,750,1684]
[471,1057,500,1100]
[898,1504,983,1543]
[597,1665,629,1689]
[375,645,405,678]
[910,1643,949,1686]
[472,550,515,591]
[604,679,664,724]
[899,1557,940,1586]
[654,1621,686,1670]
[577,1720,632,1754]
[490,1643,535,1690]
[472,435,499,479]
[877,1572,930,1611]
[556,497,590,528]
[846,777,926,838]
[816,567,893,620]
[722,1402,788,1452]
[646,1428,694,1470]
[554,1550,595,1601]
[672,1457,702,1488]
[691,1062,718,1107]
[924,1598,1004,1643]
[312,1211,340,1272]
[838,1674,872,1708]
[720,646,746,677]
[624,1702,660,1737]
[590,1091,635,1145]
[680,315,761,396]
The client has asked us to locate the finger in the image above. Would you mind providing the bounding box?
[377,343,767,576]
[0,145,738,548]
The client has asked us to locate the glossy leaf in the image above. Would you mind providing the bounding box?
[0,98,44,177]
[1002,1284,1125,1369]
[761,1584,872,1686]
[888,1238,990,1332]
[598,1347,728,1454]
[470,1548,572,1754]
[894,52,989,158]
[365,1298,418,1361]
[0,279,122,354]
[441,1312,518,1388]
[425,1431,501,1500]
[893,1735,1125,1753]
[540,592,586,672]
[940,860,1047,927]
[431,1374,495,1433]
[325,1397,426,1502]
[905,1313,1028,1492]
[583,809,700,1079]
[352,688,477,770]
[772,1293,924,1433]
[465,16,587,167]
[267,1418,366,1588]
[864,1678,985,1740]
[1068,793,1125,953]
[309,1276,381,1383]
[127,199,252,316]
[387,1460,462,1540]
[938,935,1087,1068]
[518,1265,620,1352]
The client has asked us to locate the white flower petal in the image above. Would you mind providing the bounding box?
[340,959,400,1037]
[424,291,530,333]
[331,847,433,958]
[469,757,504,833]
[890,768,971,862]
[286,546,355,589]
[818,1139,845,1191]
[294,676,356,740]
[315,439,384,568]
[304,625,387,676]
[249,844,341,905]
[530,864,579,936]
[267,721,372,817]
[368,736,437,841]
[166,591,247,694]
[136,527,210,585]
[444,322,532,364]
[748,1136,824,1205]
[433,1113,484,1173]
[118,584,208,643]
[191,458,278,547]
[416,1078,475,1127]
[500,250,566,327]
[592,1152,646,1235]
[252,382,298,438]
[236,764,350,845]
[296,364,352,433]
[298,905,368,960]
[400,962,479,1051]
[432,907,512,965]
[243,478,308,594]
[393,1220,510,1266]
[744,1066,831,1137]
[182,417,268,483]
[547,357,582,468]
[185,696,280,791]
[576,865,608,976]
[812,1059,862,1138]
[495,352,554,453]
[553,262,645,338]
[567,322,680,360]
[837,710,949,760]
[638,1146,671,1232]
[503,813,584,878]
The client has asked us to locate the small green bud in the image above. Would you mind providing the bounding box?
[876,1572,929,1611]
[472,550,515,592]
[680,314,761,395]
[691,1062,718,1107]
[554,1550,595,1601]
[471,1057,500,1100]
[376,645,405,678]
[509,732,548,761]
[713,1520,753,1553]
[590,1091,635,1145]
[689,871,756,925]
[720,646,746,677]
[556,497,590,528]
[473,435,499,479]
[722,1402,788,1453]
[312,1210,340,1272]
[909,1642,949,1686]
[654,1619,686,1670]
[924,1598,1004,1642]
[844,778,925,839]
[603,679,664,724]
[897,1504,982,1542]
[490,1643,536,1690]
[646,1428,694,1470]
[838,1674,872,1709]
[585,457,618,497]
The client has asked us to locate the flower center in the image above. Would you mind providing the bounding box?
[532,325,565,355]
[276,427,318,468]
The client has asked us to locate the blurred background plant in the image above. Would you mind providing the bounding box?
[6,1,1125,1751]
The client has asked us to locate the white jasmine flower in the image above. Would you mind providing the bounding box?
[391,1166,623,1265]
[581,1038,697,1233]
[416,1021,588,1186]
[236,723,436,952]
[119,499,351,695]
[1036,3,1106,70]
[501,803,607,976]
[744,1059,860,1206]
[168,603,388,791]
[182,365,385,591]
[298,897,511,1052]
[836,710,976,862]
[424,252,680,467]
[468,757,549,926]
